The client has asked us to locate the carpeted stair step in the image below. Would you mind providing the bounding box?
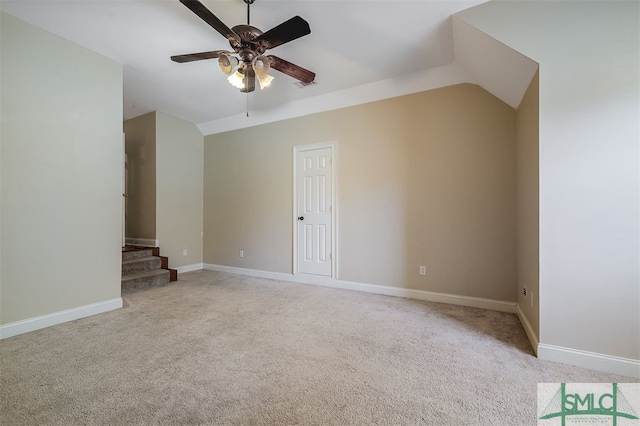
[121,269,171,292]
[122,249,154,262]
[122,256,162,276]
[121,246,178,290]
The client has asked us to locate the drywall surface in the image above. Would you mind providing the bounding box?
[123,112,156,240]
[204,84,517,301]
[1,13,123,324]
[156,111,204,268]
[458,1,639,360]
[516,70,540,339]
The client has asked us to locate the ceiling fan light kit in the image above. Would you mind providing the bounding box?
[171,0,315,94]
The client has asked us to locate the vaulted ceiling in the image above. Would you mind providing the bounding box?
[0,0,538,135]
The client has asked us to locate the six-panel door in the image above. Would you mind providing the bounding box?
[296,147,332,276]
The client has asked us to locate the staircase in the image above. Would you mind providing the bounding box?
[121,246,177,292]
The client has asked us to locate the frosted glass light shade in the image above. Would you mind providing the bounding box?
[256,72,274,90]
[227,69,245,89]
[252,56,274,89]
[218,54,239,76]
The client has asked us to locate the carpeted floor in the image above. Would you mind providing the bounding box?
[0,270,636,425]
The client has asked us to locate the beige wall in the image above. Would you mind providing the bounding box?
[124,112,156,240]
[205,84,517,301]
[516,71,540,338]
[156,111,204,268]
[1,13,123,324]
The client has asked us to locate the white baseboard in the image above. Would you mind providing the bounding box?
[516,303,539,355]
[202,264,516,313]
[124,238,159,247]
[176,263,203,274]
[0,298,123,340]
[538,343,640,379]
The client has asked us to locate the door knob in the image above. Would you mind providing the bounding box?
[298,216,304,221]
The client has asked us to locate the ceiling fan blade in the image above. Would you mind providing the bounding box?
[268,55,315,84]
[180,0,239,43]
[171,50,228,63]
[255,16,310,49]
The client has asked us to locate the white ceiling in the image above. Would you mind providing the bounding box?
[1,0,537,135]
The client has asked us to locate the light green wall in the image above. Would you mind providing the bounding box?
[458,1,639,360]
[0,12,123,324]
[205,84,517,301]
[124,112,156,240]
[156,111,204,269]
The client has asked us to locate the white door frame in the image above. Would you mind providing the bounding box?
[122,133,126,247]
[293,142,338,278]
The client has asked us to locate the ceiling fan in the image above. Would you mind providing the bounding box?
[171,0,316,93]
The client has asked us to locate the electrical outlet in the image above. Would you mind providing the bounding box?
[240,250,244,258]
[419,266,427,276]
[183,248,188,256]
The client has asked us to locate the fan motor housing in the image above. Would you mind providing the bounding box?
[231,25,267,56]
[232,25,262,42]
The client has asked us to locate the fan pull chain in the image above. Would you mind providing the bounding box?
[246,93,249,117]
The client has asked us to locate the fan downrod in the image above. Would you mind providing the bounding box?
[244,0,255,25]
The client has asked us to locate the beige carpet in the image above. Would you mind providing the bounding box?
[0,270,635,425]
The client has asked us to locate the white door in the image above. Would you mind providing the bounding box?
[296,146,333,276]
